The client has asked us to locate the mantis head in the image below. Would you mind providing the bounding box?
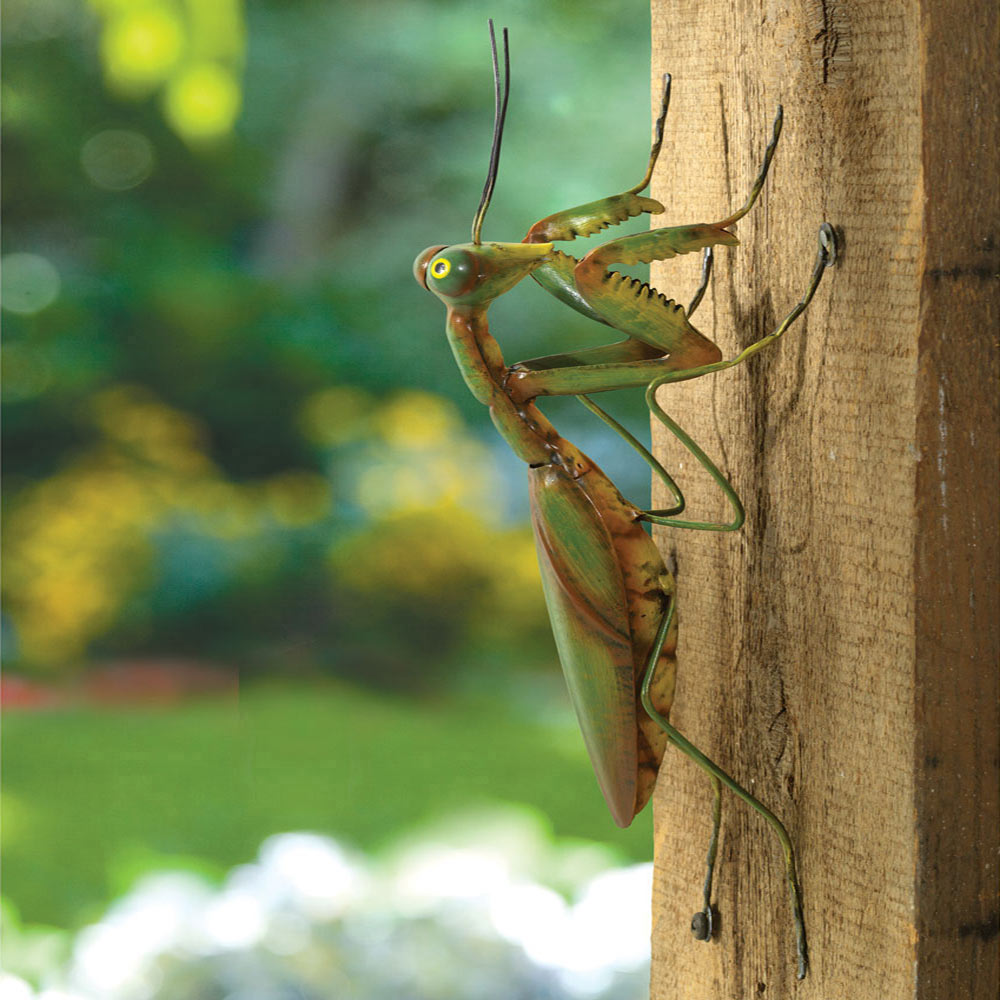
[413,23,553,309]
[413,240,552,307]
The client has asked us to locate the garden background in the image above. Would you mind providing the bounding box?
[2,1,667,995]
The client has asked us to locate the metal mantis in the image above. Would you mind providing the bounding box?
[413,22,835,980]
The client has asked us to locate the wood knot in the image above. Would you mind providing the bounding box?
[806,0,851,85]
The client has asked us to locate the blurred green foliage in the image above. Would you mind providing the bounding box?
[3,0,655,684]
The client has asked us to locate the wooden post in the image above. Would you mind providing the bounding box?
[648,1,998,997]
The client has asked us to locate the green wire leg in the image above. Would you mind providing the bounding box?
[575,227,836,533]
[641,600,808,980]
[687,246,714,318]
[690,775,722,942]
[650,223,837,391]
[715,106,784,230]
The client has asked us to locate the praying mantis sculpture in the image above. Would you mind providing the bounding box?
[413,23,835,979]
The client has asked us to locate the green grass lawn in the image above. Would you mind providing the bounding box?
[2,679,654,931]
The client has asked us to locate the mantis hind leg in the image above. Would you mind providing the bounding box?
[642,596,808,979]
[567,225,834,532]
[574,387,745,530]
[639,223,836,530]
[691,774,722,943]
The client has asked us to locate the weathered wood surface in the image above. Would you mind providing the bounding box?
[647,1,999,997]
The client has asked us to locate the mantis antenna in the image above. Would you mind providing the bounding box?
[471,19,510,245]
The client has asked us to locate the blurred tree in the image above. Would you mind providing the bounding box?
[1,0,653,689]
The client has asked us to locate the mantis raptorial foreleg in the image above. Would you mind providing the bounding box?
[524,74,673,248]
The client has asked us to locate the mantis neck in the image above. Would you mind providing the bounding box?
[445,306,590,476]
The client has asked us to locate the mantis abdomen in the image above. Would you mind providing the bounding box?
[529,452,677,827]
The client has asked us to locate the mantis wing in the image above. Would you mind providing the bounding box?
[528,463,643,828]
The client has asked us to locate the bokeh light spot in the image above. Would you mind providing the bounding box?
[1,253,60,315]
[100,7,184,94]
[202,888,267,949]
[81,129,155,190]
[374,390,460,448]
[164,62,241,141]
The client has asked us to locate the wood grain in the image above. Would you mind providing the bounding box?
[647,1,998,997]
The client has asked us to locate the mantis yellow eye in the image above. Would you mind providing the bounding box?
[415,247,475,298]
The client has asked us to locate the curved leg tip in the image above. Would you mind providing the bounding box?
[691,908,713,941]
[795,929,809,979]
[819,222,837,267]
